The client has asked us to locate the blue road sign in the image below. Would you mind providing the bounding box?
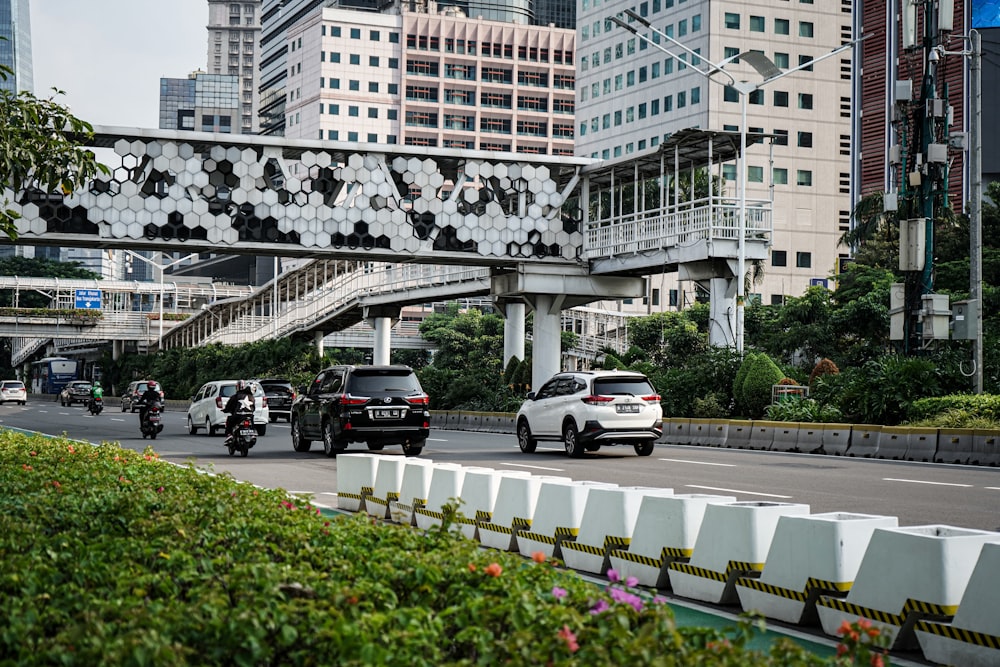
[75,289,102,309]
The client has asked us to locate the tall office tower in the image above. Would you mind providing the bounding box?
[534,0,576,30]
[206,0,262,134]
[159,71,241,132]
[576,0,854,308]
[0,0,31,93]
[284,4,575,155]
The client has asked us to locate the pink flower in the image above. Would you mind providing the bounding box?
[625,576,639,588]
[551,586,567,600]
[557,625,579,653]
[590,599,610,615]
[607,569,621,583]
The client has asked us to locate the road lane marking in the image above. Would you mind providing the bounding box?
[883,478,972,488]
[686,484,792,499]
[659,458,736,467]
[986,487,1000,491]
[504,462,565,472]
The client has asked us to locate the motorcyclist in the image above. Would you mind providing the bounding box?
[88,381,104,409]
[138,381,163,427]
[223,380,256,444]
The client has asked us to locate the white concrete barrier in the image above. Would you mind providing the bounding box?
[389,459,435,526]
[748,421,776,450]
[478,473,555,552]
[689,419,712,446]
[704,420,729,447]
[905,427,938,462]
[817,525,1000,650]
[917,542,1000,667]
[725,420,753,449]
[561,486,673,575]
[877,426,909,460]
[364,456,407,520]
[608,494,736,589]
[665,418,691,445]
[517,479,617,561]
[849,425,881,458]
[668,501,810,604]
[413,463,467,531]
[972,430,1000,466]
[821,423,852,456]
[454,467,515,541]
[935,428,974,464]
[736,512,898,625]
[795,423,823,454]
[770,422,801,452]
[335,453,380,512]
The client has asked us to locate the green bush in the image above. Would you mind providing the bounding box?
[765,397,844,423]
[906,394,1000,428]
[0,433,888,666]
[736,353,786,419]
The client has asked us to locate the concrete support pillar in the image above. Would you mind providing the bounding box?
[531,294,562,391]
[112,339,123,361]
[501,301,526,366]
[314,330,325,359]
[709,277,738,348]
[372,317,392,365]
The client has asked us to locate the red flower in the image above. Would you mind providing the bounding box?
[468,563,477,572]
[871,653,885,667]
[557,625,579,653]
[532,551,547,564]
[837,620,853,636]
[484,562,503,577]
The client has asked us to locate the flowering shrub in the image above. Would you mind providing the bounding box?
[0,433,890,666]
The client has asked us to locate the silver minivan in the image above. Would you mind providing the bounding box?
[186,380,269,436]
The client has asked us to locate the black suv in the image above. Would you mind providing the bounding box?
[256,378,295,422]
[291,365,430,457]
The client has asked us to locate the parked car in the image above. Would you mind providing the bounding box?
[186,380,269,437]
[290,365,430,457]
[0,380,27,405]
[515,370,663,458]
[255,378,295,422]
[121,380,164,413]
[59,380,93,407]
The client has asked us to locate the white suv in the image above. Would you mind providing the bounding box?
[186,380,269,436]
[515,370,663,458]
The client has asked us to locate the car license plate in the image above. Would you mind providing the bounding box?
[372,408,401,419]
[616,404,641,414]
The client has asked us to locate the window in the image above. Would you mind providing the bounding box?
[327,103,340,114]
[798,131,813,148]
[724,46,740,62]
[349,80,359,91]
[349,54,360,65]
[388,57,399,69]
[691,87,700,104]
[692,14,701,31]
[797,170,813,186]
[725,12,740,29]
[369,55,379,67]
[748,166,763,183]
[387,109,397,120]
[330,26,341,38]
[724,86,739,103]
[328,78,340,89]
[774,52,789,68]
[367,133,377,143]
[772,250,787,267]
[369,82,379,93]
[614,110,622,126]
[799,21,814,38]
[750,16,765,32]
[368,107,378,119]
[796,252,812,268]
[327,129,339,140]
[773,91,788,107]
[799,54,814,71]
[388,83,398,95]
[480,117,512,134]
[348,106,359,117]
[329,52,341,63]
[798,93,814,110]
[722,164,736,181]
[348,131,358,142]
[773,129,789,146]
[370,30,380,41]
[774,18,790,35]
[349,28,361,39]
[773,168,788,185]
[677,91,686,108]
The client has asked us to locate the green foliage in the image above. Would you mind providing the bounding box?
[906,394,1000,428]
[0,78,109,239]
[653,347,740,418]
[809,358,840,387]
[735,353,786,419]
[0,433,880,666]
[0,257,101,308]
[765,397,844,423]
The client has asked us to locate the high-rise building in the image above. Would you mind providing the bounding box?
[576,0,854,307]
[283,4,575,155]
[206,0,262,134]
[0,0,31,93]
[159,71,241,132]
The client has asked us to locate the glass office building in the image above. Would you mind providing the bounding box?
[0,0,32,93]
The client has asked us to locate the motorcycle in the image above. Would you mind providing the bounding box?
[140,401,164,439]
[88,396,104,415]
[227,410,257,457]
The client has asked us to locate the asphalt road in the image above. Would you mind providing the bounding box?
[3,398,999,532]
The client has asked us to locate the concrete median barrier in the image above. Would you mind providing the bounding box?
[972,430,1000,466]
[688,418,712,446]
[454,467,515,541]
[816,525,1000,650]
[477,472,552,552]
[726,420,753,449]
[848,425,881,458]
[664,418,691,445]
[877,426,909,460]
[748,421,777,450]
[389,459,434,526]
[667,501,810,604]
[935,428,974,464]
[704,420,728,447]
[736,512,898,625]
[917,542,1000,667]
[821,423,852,456]
[905,427,938,462]
[796,423,823,454]
[608,493,735,589]
[414,463,467,531]
[561,486,673,576]
[770,422,801,452]
[335,453,380,513]
[364,457,407,521]
[517,479,617,561]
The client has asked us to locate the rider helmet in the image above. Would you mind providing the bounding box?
[236,380,246,391]
[94,381,101,388]
[148,381,158,391]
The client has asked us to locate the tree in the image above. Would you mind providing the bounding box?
[0,60,108,240]
[0,257,100,308]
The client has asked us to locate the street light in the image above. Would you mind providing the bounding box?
[122,250,200,350]
[200,303,224,325]
[611,10,862,353]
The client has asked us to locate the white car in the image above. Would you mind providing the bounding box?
[186,380,269,436]
[515,370,663,458]
[0,380,27,405]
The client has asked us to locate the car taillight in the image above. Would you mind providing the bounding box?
[641,394,661,403]
[342,395,368,406]
[581,395,615,405]
[216,397,224,409]
[404,394,429,406]
[262,397,268,407]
